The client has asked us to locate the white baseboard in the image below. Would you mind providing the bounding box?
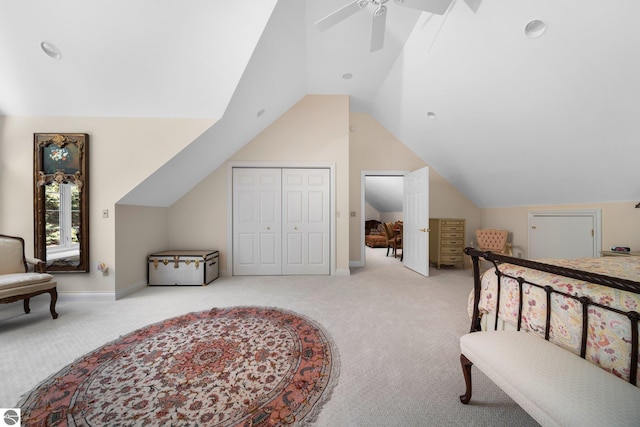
[115,280,148,300]
[334,268,351,276]
[349,260,364,268]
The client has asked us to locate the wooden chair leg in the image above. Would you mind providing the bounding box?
[23,297,31,314]
[48,288,59,319]
[460,353,473,404]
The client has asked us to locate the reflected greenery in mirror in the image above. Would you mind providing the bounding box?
[34,133,89,272]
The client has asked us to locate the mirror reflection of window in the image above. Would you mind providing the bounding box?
[45,182,80,266]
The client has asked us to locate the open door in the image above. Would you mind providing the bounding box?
[403,167,430,276]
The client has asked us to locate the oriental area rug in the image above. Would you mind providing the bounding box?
[18,306,340,426]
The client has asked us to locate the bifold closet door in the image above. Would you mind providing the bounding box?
[282,169,330,275]
[233,168,282,275]
[233,167,330,276]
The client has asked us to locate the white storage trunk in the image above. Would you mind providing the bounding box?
[148,250,219,286]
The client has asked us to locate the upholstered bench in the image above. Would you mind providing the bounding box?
[460,331,640,427]
[0,234,58,319]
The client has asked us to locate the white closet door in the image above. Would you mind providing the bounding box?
[282,168,330,275]
[529,211,599,259]
[233,168,282,275]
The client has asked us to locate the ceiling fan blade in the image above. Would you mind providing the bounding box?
[370,5,387,52]
[316,0,369,32]
[463,0,482,13]
[392,0,453,15]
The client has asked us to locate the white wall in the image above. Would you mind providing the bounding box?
[364,202,380,221]
[380,212,403,223]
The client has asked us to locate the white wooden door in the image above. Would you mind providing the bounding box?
[233,168,282,275]
[403,167,430,276]
[282,169,330,275]
[529,210,600,259]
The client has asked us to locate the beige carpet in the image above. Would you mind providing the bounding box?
[0,247,539,426]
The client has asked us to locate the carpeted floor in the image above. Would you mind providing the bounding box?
[1,247,539,426]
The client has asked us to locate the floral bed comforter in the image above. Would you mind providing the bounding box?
[469,256,640,384]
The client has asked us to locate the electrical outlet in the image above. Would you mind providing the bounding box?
[102,209,109,218]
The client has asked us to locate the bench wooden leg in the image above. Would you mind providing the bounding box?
[23,297,31,314]
[460,353,473,404]
[48,288,59,319]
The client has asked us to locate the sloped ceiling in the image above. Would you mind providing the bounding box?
[2,0,639,208]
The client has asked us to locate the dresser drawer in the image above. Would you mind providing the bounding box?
[438,254,464,263]
[440,246,463,254]
[441,238,464,246]
[441,231,464,239]
[441,220,464,226]
[442,225,465,232]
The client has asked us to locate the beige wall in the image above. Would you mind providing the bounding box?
[168,95,351,274]
[349,112,481,263]
[115,204,169,294]
[482,201,640,259]
[0,116,213,294]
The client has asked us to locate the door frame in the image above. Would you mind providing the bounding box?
[527,209,602,258]
[354,170,409,268]
[227,161,336,275]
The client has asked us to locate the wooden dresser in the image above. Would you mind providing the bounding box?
[429,218,466,269]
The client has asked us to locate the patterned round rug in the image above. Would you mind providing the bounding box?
[18,306,339,426]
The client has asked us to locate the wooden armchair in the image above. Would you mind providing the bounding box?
[383,222,402,259]
[0,234,58,319]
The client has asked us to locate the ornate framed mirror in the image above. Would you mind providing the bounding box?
[34,133,89,272]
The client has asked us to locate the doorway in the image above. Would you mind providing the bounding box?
[360,172,405,268]
[359,168,430,276]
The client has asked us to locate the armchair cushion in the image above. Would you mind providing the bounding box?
[0,273,55,290]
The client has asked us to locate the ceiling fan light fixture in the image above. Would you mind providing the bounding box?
[40,41,62,60]
[427,111,437,120]
[524,20,547,39]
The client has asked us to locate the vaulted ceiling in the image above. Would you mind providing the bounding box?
[2,0,639,208]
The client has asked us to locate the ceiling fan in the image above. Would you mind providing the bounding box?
[315,0,482,52]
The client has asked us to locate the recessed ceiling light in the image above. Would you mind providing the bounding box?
[427,112,437,120]
[342,73,353,80]
[40,41,62,60]
[256,109,266,118]
[524,20,547,39]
